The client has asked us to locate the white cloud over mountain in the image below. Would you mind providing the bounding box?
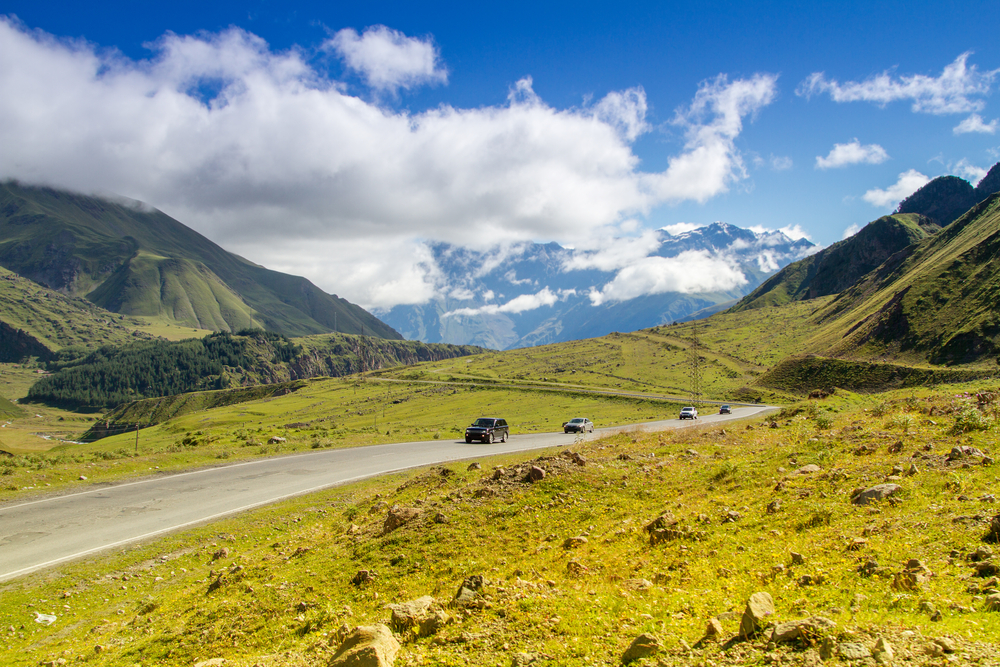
[587,251,747,305]
[0,19,781,309]
[863,169,931,208]
[953,114,998,135]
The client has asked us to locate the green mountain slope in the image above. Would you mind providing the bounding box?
[896,161,1000,225]
[732,213,940,311]
[0,182,400,339]
[806,193,1000,364]
[0,265,158,361]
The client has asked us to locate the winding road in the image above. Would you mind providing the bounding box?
[0,406,774,582]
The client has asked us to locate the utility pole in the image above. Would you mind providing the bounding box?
[135,423,139,455]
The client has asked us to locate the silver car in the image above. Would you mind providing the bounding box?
[679,407,698,420]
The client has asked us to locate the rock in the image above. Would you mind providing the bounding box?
[933,637,956,653]
[387,596,450,637]
[985,513,1000,542]
[467,462,481,471]
[567,560,589,576]
[328,624,400,667]
[625,578,653,590]
[346,524,361,535]
[770,616,835,643]
[739,592,774,639]
[453,575,484,608]
[722,510,741,523]
[268,436,286,444]
[984,593,1000,611]
[562,536,588,549]
[195,660,226,667]
[645,512,678,532]
[621,633,661,663]
[211,547,230,561]
[511,653,537,666]
[528,466,546,482]
[794,464,821,475]
[873,637,894,664]
[351,570,376,586]
[790,552,805,566]
[838,642,870,660]
[906,463,919,476]
[78,475,87,481]
[433,512,449,524]
[383,506,421,535]
[703,617,724,641]
[851,483,901,506]
[847,537,867,551]
[766,499,781,514]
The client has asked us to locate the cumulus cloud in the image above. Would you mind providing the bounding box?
[748,224,811,241]
[561,230,663,272]
[442,287,575,318]
[954,113,998,135]
[327,25,447,93]
[952,159,988,185]
[0,19,778,309]
[660,222,705,236]
[588,251,747,305]
[842,223,861,240]
[862,169,931,208]
[770,155,793,171]
[798,52,1000,114]
[815,139,889,169]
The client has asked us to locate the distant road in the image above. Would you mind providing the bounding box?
[0,405,775,582]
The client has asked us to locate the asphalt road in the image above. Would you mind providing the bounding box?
[0,406,774,582]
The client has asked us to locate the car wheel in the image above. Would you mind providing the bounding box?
[465,437,471,443]
[501,431,507,443]
[488,432,495,444]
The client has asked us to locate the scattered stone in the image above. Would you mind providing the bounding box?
[703,617,724,642]
[383,506,421,535]
[567,560,589,576]
[794,464,821,475]
[851,483,902,506]
[770,616,836,643]
[194,660,226,667]
[433,512,449,524]
[790,552,805,566]
[739,592,774,639]
[857,559,879,577]
[346,524,361,535]
[933,637,956,653]
[984,593,1000,611]
[645,512,678,532]
[453,575,484,608]
[887,440,903,454]
[467,462,481,471]
[387,596,450,637]
[562,451,587,466]
[948,445,984,461]
[210,547,230,561]
[722,510,741,523]
[846,537,867,551]
[766,499,781,514]
[562,536,588,549]
[328,624,400,667]
[985,513,1000,543]
[873,637,894,664]
[78,475,87,481]
[906,463,919,476]
[838,642,870,661]
[621,633,661,663]
[511,653,537,666]
[268,436,286,444]
[351,570,376,586]
[528,466,546,482]
[625,578,653,591]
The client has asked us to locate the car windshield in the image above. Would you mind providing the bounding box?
[569,418,584,424]
[721,405,730,408]
[472,419,495,427]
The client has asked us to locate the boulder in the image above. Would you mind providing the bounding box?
[739,592,774,639]
[528,466,546,482]
[328,624,400,667]
[851,484,901,506]
[770,616,835,643]
[621,633,661,663]
[383,506,421,535]
[386,596,450,637]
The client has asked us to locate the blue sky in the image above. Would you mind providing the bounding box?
[1,1,998,309]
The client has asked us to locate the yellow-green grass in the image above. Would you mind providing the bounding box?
[0,374,686,501]
[129,317,214,341]
[2,385,998,666]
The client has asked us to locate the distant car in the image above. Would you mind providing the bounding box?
[563,417,594,434]
[719,404,732,415]
[679,406,698,420]
[465,418,509,444]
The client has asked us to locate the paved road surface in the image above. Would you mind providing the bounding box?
[0,406,773,582]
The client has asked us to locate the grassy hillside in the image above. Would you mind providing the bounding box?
[806,193,1000,365]
[0,181,400,339]
[2,384,998,666]
[733,213,940,312]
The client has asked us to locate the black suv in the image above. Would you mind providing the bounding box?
[465,418,509,443]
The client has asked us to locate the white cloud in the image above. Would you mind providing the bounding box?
[842,223,861,240]
[588,250,747,305]
[776,225,811,241]
[862,169,931,208]
[327,25,447,93]
[952,158,988,185]
[660,222,705,236]
[954,113,998,135]
[442,287,574,318]
[0,20,778,309]
[798,52,1000,114]
[815,139,889,169]
[561,230,662,272]
[770,155,793,171]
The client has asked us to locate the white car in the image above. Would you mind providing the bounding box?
[679,407,698,420]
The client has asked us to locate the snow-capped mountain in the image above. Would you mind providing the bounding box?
[379,222,815,349]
